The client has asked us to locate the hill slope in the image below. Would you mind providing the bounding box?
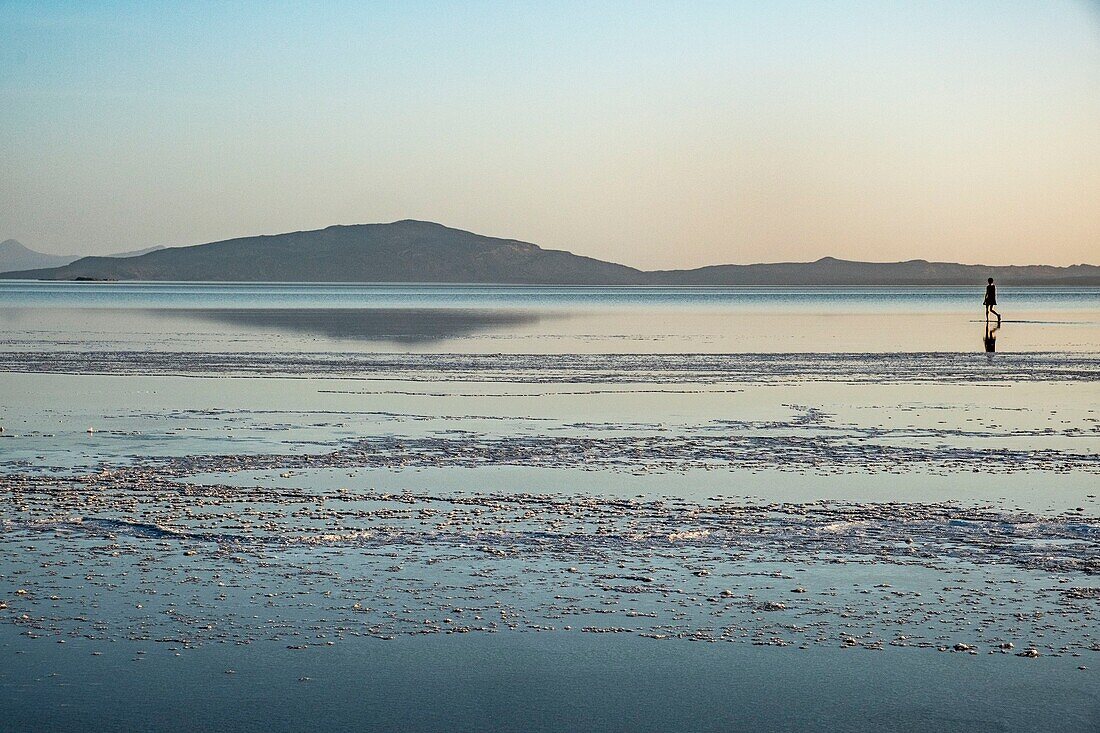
[2,222,1097,285]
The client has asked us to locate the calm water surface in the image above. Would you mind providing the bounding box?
[2,281,1098,352]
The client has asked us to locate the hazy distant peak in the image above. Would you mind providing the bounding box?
[0,240,170,273]
[0,240,75,272]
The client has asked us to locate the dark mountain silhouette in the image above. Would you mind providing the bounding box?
[2,221,1097,285]
[649,256,1100,286]
[0,221,643,284]
[0,239,164,273]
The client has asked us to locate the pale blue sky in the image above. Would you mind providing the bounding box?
[2,1,1098,267]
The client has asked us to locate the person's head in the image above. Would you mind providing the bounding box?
[987,278,994,284]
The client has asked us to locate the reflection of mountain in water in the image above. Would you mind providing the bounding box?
[158,308,549,344]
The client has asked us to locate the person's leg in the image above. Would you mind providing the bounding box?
[990,306,1000,321]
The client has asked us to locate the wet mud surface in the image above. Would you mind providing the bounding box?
[1,349,1098,383]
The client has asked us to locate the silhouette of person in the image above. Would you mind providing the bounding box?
[984,322,999,353]
[984,278,1000,322]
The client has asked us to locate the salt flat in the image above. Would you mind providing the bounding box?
[0,283,1097,732]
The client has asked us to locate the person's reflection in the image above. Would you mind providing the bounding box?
[983,322,999,353]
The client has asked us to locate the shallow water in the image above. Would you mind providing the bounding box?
[0,282,1097,731]
[2,281,1098,353]
[3,630,1095,733]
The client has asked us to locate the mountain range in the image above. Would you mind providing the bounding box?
[2,221,1097,286]
[0,239,164,273]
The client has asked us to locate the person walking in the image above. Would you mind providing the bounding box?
[984,278,1000,323]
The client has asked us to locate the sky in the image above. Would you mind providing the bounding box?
[1,1,1098,269]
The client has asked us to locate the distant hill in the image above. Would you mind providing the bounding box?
[1,221,1097,285]
[0,221,644,284]
[649,256,1100,286]
[0,240,164,273]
